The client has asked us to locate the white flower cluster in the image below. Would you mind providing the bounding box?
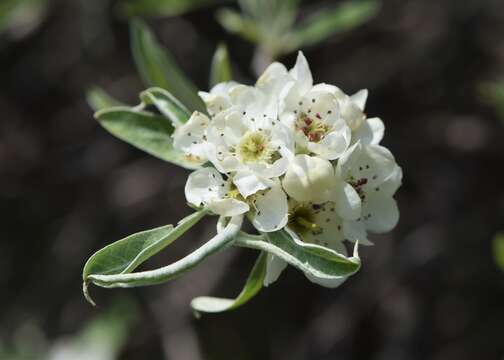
[174,52,402,265]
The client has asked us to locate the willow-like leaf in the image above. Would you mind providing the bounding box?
[209,43,232,88]
[288,0,380,51]
[235,230,360,283]
[86,86,125,111]
[95,106,202,169]
[130,19,205,112]
[140,87,191,127]
[191,251,267,314]
[83,210,207,305]
[86,215,243,289]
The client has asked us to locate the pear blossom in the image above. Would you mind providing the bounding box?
[179,51,402,287]
[282,154,361,220]
[203,95,294,198]
[185,167,249,217]
[257,53,352,160]
[185,167,288,232]
[197,81,237,116]
[84,37,405,313]
[173,111,211,164]
[335,142,402,244]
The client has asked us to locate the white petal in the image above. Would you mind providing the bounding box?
[333,181,362,220]
[343,220,373,245]
[311,83,345,99]
[308,124,350,160]
[379,165,403,196]
[252,185,289,232]
[173,111,210,158]
[363,196,399,233]
[350,89,368,111]
[256,62,288,87]
[340,97,365,130]
[353,117,384,145]
[209,198,249,217]
[248,157,289,179]
[308,202,347,251]
[299,90,340,126]
[198,91,231,116]
[289,51,313,95]
[282,155,335,202]
[337,143,397,189]
[233,170,269,198]
[228,84,257,108]
[271,122,296,158]
[264,255,287,286]
[184,168,226,207]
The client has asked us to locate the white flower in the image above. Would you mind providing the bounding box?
[185,167,249,217]
[336,142,402,244]
[185,168,289,232]
[353,117,385,145]
[249,180,289,232]
[198,81,237,116]
[282,154,361,220]
[258,53,351,160]
[173,111,210,164]
[204,96,294,199]
[286,199,347,254]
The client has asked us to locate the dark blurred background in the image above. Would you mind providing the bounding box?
[1,0,504,359]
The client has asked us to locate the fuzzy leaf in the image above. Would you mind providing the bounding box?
[83,211,207,305]
[95,106,202,169]
[191,251,267,314]
[130,19,205,112]
[210,43,232,88]
[87,86,125,111]
[289,0,380,50]
[140,87,191,127]
[85,215,244,290]
[235,230,360,282]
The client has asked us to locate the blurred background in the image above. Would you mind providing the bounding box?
[1,0,504,359]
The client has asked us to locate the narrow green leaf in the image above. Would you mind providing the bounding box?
[83,210,207,305]
[235,230,360,282]
[86,215,243,289]
[120,0,220,18]
[140,87,191,127]
[216,8,260,43]
[191,251,267,314]
[289,0,380,50]
[210,43,232,88]
[86,86,125,111]
[130,19,206,112]
[493,232,504,271]
[95,106,202,169]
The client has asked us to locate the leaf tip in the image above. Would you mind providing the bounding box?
[83,279,97,307]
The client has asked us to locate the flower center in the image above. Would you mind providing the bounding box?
[296,113,328,143]
[237,131,273,163]
[225,182,245,202]
[348,177,368,200]
[288,203,323,237]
